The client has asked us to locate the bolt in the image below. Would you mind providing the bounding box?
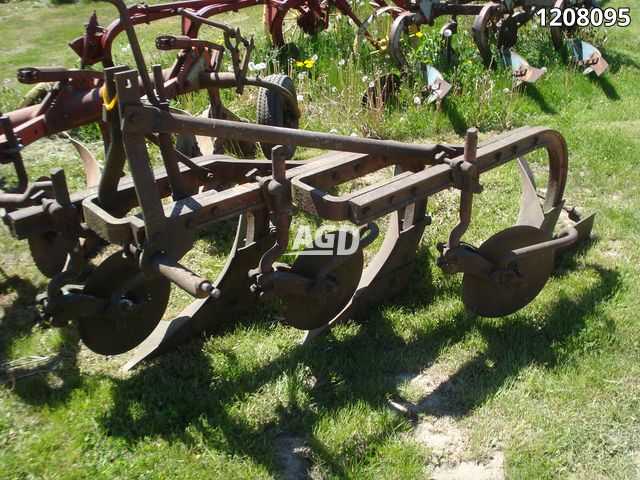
[199,282,221,299]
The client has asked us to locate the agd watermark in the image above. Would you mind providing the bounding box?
[283,224,361,256]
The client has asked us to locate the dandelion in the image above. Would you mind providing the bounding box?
[295,61,304,67]
[303,59,315,68]
[338,59,346,66]
[443,29,452,38]
[413,96,422,105]
[467,60,473,64]
[414,31,424,38]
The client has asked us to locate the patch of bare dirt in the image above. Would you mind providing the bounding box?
[430,453,504,480]
[390,361,505,480]
[275,433,313,480]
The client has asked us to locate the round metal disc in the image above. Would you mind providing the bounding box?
[462,226,554,318]
[28,231,68,278]
[281,231,363,330]
[79,252,171,355]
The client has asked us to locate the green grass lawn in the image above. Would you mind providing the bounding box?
[1,0,639,478]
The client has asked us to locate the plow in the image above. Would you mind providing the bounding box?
[0,0,596,369]
[355,0,609,101]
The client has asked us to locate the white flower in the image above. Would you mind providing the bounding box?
[250,62,267,71]
[369,81,375,88]
[338,59,346,66]
[311,54,318,61]
[350,132,358,137]
[413,96,422,105]
[331,86,337,93]
[330,128,338,134]
[296,94,304,102]
[248,61,255,71]
[227,65,234,72]
[443,29,452,38]
[297,72,305,80]
[361,75,369,83]
[541,67,548,73]
[503,87,510,94]
[400,116,406,122]
[336,13,342,20]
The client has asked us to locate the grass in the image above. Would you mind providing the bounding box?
[1,0,640,478]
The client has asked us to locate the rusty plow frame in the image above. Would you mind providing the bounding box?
[3,65,594,370]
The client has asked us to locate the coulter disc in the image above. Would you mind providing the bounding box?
[79,252,171,355]
[281,231,363,330]
[28,231,68,278]
[462,225,554,317]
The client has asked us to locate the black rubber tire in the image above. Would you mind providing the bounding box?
[256,74,299,160]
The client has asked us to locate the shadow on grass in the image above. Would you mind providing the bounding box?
[441,99,468,135]
[97,239,614,478]
[589,74,620,101]
[0,267,81,405]
[523,83,557,115]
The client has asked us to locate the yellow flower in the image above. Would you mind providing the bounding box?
[295,61,304,67]
[467,60,472,64]
[304,59,315,68]
[414,31,424,38]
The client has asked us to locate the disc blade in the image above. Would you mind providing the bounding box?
[281,231,363,330]
[28,231,68,278]
[79,252,170,355]
[462,225,554,317]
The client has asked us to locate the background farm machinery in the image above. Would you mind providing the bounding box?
[0,0,301,277]
[62,0,612,101]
